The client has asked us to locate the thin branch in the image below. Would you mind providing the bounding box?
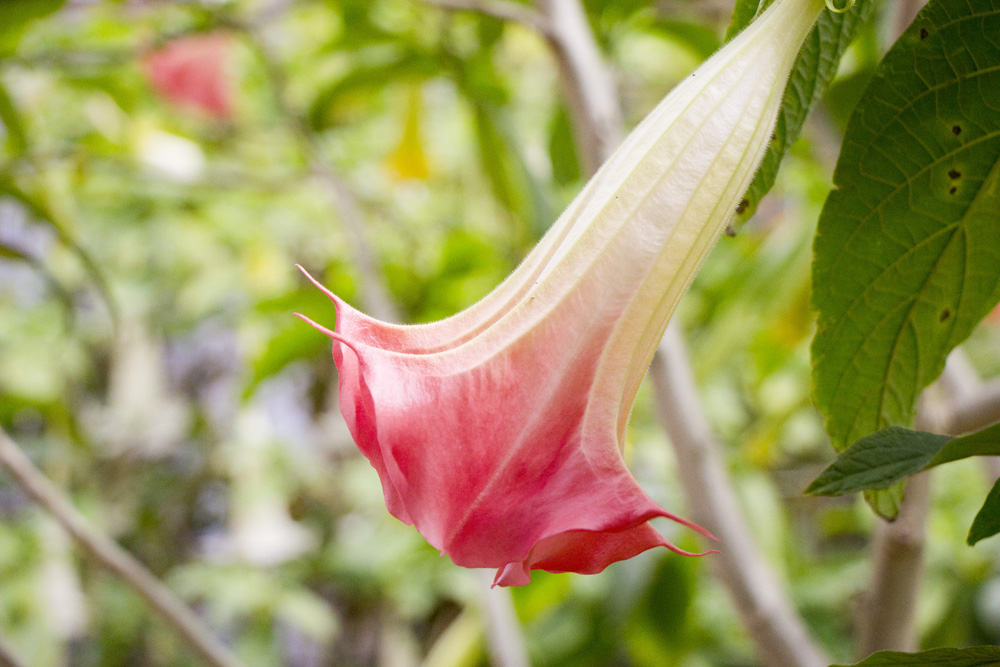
[422,0,619,172]
[855,473,930,656]
[477,571,530,667]
[310,167,402,323]
[652,325,829,667]
[0,428,242,667]
[420,0,552,37]
[939,352,1000,481]
[536,0,623,174]
[946,378,1000,436]
[855,350,989,657]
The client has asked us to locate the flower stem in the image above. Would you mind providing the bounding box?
[0,428,242,667]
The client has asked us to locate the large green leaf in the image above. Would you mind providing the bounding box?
[811,0,1000,517]
[726,0,877,224]
[831,645,1000,666]
[806,422,1000,496]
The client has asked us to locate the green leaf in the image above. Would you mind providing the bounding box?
[811,0,1000,517]
[806,421,1000,496]
[837,646,1000,667]
[830,645,1000,666]
[0,0,65,53]
[928,421,1000,467]
[0,81,26,156]
[246,324,330,398]
[806,426,952,496]
[308,51,442,130]
[549,104,582,187]
[727,0,877,223]
[245,287,346,396]
[968,478,1000,545]
[725,0,766,43]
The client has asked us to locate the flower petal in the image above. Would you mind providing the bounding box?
[300,0,825,585]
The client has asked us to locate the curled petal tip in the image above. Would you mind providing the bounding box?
[661,541,722,558]
[295,265,341,306]
[293,313,358,355]
[661,511,720,542]
[293,312,334,337]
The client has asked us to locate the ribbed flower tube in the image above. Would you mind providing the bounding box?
[299,0,825,586]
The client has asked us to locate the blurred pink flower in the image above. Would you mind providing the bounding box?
[299,0,824,585]
[144,33,235,120]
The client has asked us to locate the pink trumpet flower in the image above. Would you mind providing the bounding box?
[144,33,235,120]
[298,0,825,586]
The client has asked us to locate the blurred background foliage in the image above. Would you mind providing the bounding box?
[0,0,998,665]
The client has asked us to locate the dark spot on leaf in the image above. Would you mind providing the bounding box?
[735,198,749,215]
[770,132,777,142]
[949,186,957,195]
[939,309,951,322]
[725,223,737,237]
[919,28,929,40]
[952,125,962,136]
[948,169,961,180]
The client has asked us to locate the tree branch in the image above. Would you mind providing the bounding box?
[0,428,242,667]
[535,0,623,174]
[855,349,991,657]
[652,325,829,667]
[477,571,530,667]
[945,378,1000,436]
[938,352,1000,481]
[855,473,930,657]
